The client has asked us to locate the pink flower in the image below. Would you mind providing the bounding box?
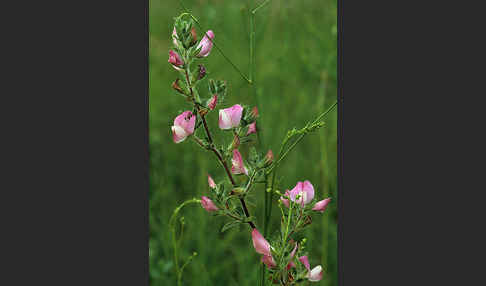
[251,229,271,256]
[168,50,184,68]
[208,174,216,189]
[262,255,276,269]
[208,95,218,110]
[171,27,179,47]
[246,121,257,135]
[280,190,291,208]
[299,256,323,282]
[201,196,218,212]
[231,149,248,176]
[171,111,195,143]
[252,229,276,268]
[307,265,323,282]
[196,30,214,57]
[218,104,243,129]
[289,180,315,206]
[312,198,331,212]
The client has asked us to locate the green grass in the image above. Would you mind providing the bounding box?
[149,0,337,285]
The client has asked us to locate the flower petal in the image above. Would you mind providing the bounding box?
[208,175,216,189]
[312,198,331,212]
[262,255,276,269]
[307,265,323,282]
[247,121,257,135]
[197,30,214,57]
[172,125,188,143]
[229,104,243,127]
[302,180,315,204]
[298,256,310,272]
[280,190,290,208]
[289,181,304,203]
[251,229,271,256]
[219,109,232,129]
[201,196,218,212]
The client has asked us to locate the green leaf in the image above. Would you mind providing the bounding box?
[221,220,240,232]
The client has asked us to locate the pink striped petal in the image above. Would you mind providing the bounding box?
[298,256,310,272]
[196,30,214,57]
[312,198,331,212]
[251,229,271,256]
[201,196,218,212]
[231,149,248,175]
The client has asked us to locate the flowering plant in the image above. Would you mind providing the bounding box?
[167,13,336,286]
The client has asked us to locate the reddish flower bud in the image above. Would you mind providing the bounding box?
[171,78,184,94]
[252,106,259,118]
[231,149,248,176]
[197,64,206,80]
[168,50,184,68]
[201,196,218,212]
[207,94,218,110]
[246,121,257,135]
[265,150,274,165]
[190,27,198,46]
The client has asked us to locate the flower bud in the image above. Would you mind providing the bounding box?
[190,27,198,46]
[201,196,218,212]
[207,94,218,110]
[172,27,180,48]
[246,121,257,135]
[196,30,215,57]
[231,149,248,176]
[312,198,331,212]
[197,64,206,80]
[168,50,184,68]
[171,78,185,94]
[280,190,290,208]
[208,174,216,189]
[265,150,274,165]
[252,106,259,118]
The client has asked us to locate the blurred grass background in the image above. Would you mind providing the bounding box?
[149,0,337,285]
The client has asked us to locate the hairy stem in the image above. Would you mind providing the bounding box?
[184,65,256,229]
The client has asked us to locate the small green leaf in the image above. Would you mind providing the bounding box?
[221,220,240,232]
